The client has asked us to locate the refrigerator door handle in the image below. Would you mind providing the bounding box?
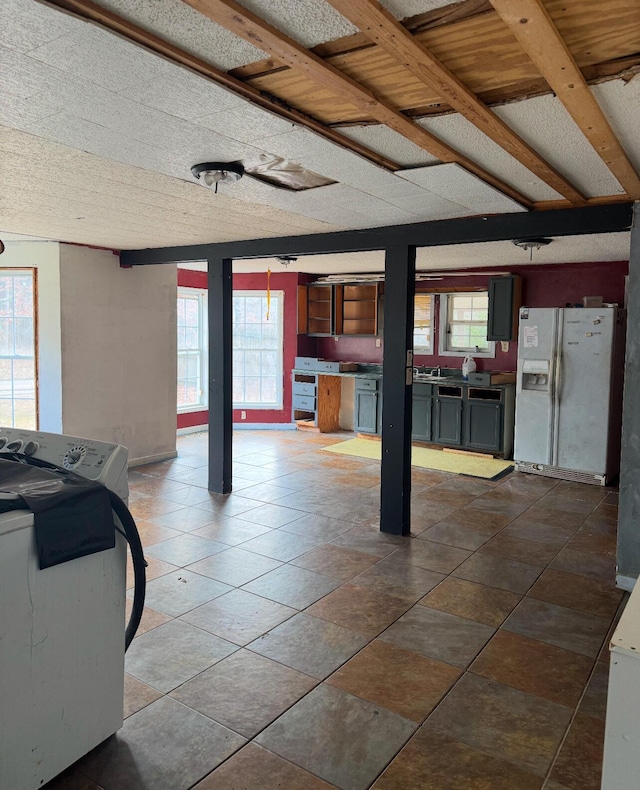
[551,319,564,467]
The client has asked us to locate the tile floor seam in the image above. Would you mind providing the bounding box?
[539,651,607,788]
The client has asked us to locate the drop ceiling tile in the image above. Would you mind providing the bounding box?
[397,163,527,213]
[335,124,440,168]
[388,193,468,220]
[0,0,77,54]
[419,114,563,202]
[28,24,175,93]
[0,45,70,99]
[0,125,338,248]
[119,69,246,121]
[238,0,357,47]
[0,91,62,125]
[196,103,299,144]
[493,94,625,198]
[95,0,265,70]
[592,76,640,173]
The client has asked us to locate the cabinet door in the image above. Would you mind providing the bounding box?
[412,395,432,441]
[465,400,503,453]
[488,275,522,341]
[355,391,379,434]
[434,398,463,445]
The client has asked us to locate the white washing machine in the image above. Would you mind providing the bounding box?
[0,428,130,790]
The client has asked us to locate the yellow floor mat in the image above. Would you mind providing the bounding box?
[323,438,513,480]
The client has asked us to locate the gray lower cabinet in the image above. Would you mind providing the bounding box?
[433,391,463,446]
[354,379,381,434]
[352,376,514,456]
[465,400,502,452]
[411,383,432,441]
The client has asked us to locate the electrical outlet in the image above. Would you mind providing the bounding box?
[375,338,381,347]
[334,336,339,343]
[241,411,246,420]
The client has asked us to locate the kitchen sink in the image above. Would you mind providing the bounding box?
[414,374,449,382]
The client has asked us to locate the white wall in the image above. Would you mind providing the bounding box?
[58,245,177,464]
[0,241,62,432]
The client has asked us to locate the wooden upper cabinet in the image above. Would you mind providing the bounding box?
[487,275,522,342]
[298,283,381,336]
[338,284,380,336]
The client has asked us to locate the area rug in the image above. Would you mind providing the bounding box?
[322,438,513,480]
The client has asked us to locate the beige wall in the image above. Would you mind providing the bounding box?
[59,245,177,464]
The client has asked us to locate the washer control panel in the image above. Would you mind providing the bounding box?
[0,427,129,498]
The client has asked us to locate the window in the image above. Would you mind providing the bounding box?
[439,292,495,357]
[177,288,207,411]
[413,293,433,352]
[0,270,37,428]
[233,291,283,410]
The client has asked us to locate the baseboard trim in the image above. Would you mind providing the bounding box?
[177,424,208,436]
[129,450,177,467]
[233,423,297,430]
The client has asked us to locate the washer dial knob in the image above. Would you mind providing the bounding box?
[63,446,86,469]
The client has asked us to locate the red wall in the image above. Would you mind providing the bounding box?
[177,269,316,429]
[316,260,628,373]
[178,259,628,429]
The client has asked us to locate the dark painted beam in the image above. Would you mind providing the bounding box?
[207,257,233,494]
[617,202,640,589]
[380,245,416,536]
[121,203,633,265]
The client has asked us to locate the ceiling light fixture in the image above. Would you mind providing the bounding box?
[191,161,244,194]
[276,256,297,267]
[512,237,552,261]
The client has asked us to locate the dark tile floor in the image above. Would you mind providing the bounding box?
[46,429,626,790]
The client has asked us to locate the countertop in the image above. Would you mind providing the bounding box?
[292,366,514,387]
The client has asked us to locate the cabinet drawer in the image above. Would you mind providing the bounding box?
[355,378,378,391]
[294,357,317,369]
[316,361,342,373]
[293,381,316,397]
[293,394,316,411]
[437,384,463,398]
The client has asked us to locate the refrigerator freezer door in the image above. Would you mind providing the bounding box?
[514,308,559,465]
[555,308,616,474]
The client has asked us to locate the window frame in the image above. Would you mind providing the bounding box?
[232,289,284,411]
[413,292,434,353]
[438,291,495,358]
[177,287,208,414]
[0,267,38,428]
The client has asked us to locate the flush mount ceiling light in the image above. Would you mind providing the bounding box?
[191,161,244,193]
[512,237,553,261]
[275,256,297,267]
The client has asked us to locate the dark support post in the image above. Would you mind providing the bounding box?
[208,257,233,494]
[380,245,416,535]
[617,203,640,589]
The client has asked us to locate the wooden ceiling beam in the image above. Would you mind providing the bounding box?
[326,0,585,205]
[490,0,640,200]
[44,0,399,171]
[181,0,535,208]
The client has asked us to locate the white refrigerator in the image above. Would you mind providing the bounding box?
[514,306,625,485]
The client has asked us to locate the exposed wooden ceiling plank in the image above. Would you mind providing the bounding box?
[44,0,399,171]
[238,0,639,126]
[490,0,640,200]
[229,0,493,80]
[181,0,535,208]
[326,0,585,204]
